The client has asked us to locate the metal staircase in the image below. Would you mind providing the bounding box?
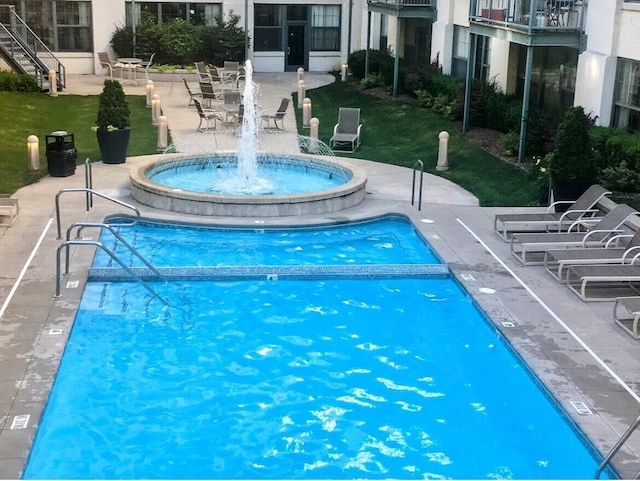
[0,4,65,92]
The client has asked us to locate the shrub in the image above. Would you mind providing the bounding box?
[360,73,385,89]
[201,11,246,65]
[96,79,130,131]
[548,106,597,181]
[158,18,203,64]
[501,131,520,157]
[600,160,640,192]
[0,70,40,92]
[348,49,398,86]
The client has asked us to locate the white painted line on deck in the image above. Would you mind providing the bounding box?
[0,217,54,321]
[457,218,640,405]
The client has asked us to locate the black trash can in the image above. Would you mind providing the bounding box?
[46,131,77,177]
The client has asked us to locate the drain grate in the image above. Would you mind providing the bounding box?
[570,400,592,415]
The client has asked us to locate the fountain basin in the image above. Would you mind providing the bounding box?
[130,152,368,217]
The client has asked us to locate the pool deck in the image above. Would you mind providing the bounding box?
[1,72,640,478]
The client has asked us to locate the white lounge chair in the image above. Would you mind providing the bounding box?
[494,184,611,241]
[510,204,638,265]
[329,107,362,152]
[566,263,640,302]
[544,229,640,282]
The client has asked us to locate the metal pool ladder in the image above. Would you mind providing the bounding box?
[594,414,640,478]
[412,159,424,211]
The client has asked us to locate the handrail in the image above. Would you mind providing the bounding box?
[64,222,165,281]
[55,188,140,239]
[594,414,640,478]
[412,159,424,211]
[0,4,65,88]
[55,239,169,306]
[84,158,93,211]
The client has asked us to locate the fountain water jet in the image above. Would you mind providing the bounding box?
[129,62,368,217]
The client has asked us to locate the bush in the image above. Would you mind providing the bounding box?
[548,106,597,181]
[348,49,398,87]
[600,160,640,192]
[158,19,203,64]
[201,12,246,65]
[501,131,520,157]
[0,70,40,92]
[360,73,385,89]
[96,79,130,131]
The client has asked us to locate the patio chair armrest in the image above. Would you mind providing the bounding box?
[606,233,633,247]
[569,217,601,231]
[547,200,574,212]
[333,124,339,135]
[622,246,640,263]
[559,208,599,222]
[357,124,362,136]
[580,229,625,246]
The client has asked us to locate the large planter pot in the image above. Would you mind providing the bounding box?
[550,178,596,212]
[96,128,131,164]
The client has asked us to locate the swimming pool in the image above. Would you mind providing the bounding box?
[24,217,612,479]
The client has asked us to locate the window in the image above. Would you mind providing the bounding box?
[9,0,91,52]
[613,58,640,133]
[452,26,469,80]
[311,5,340,51]
[474,35,490,82]
[130,3,221,26]
[379,14,387,51]
[254,4,282,51]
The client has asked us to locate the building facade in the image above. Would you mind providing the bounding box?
[4,0,640,131]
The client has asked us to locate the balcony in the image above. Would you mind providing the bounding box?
[469,0,586,47]
[367,0,436,18]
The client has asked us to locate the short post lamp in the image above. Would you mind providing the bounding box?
[302,98,312,128]
[146,80,154,108]
[297,67,304,81]
[151,94,161,125]
[49,70,58,97]
[341,63,348,82]
[310,117,319,140]
[297,80,306,109]
[436,131,450,171]
[157,116,168,151]
[27,135,40,171]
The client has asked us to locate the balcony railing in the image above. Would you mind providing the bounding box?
[470,0,585,31]
[367,0,434,8]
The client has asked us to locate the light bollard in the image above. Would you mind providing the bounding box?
[151,94,161,125]
[341,63,348,82]
[49,70,58,97]
[146,80,154,108]
[27,135,40,171]
[297,80,306,109]
[310,117,319,139]
[157,116,168,150]
[436,131,450,171]
[297,67,304,81]
[302,98,312,128]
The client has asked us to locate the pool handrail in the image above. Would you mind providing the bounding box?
[594,414,640,478]
[55,187,140,239]
[64,221,165,281]
[55,239,169,306]
[412,159,424,211]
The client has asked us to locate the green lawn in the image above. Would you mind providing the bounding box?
[0,92,157,195]
[0,80,538,206]
[297,79,538,207]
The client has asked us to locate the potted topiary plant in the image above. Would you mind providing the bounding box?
[547,106,598,207]
[94,79,131,164]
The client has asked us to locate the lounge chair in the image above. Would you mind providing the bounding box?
[613,296,640,339]
[510,204,638,265]
[261,98,290,130]
[329,107,362,152]
[494,184,611,241]
[193,99,223,132]
[544,229,640,281]
[566,263,640,302]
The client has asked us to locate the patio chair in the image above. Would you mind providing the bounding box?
[544,229,640,282]
[182,77,202,107]
[139,53,156,80]
[194,61,212,83]
[329,107,362,152]
[510,204,638,265]
[193,99,223,132]
[261,98,290,131]
[613,296,640,339]
[494,184,611,241]
[199,81,219,108]
[98,51,120,79]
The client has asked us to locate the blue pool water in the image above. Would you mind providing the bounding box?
[24,217,610,479]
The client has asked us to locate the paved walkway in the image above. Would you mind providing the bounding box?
[1,72,640,478]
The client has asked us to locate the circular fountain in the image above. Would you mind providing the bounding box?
[130,61,367,217]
